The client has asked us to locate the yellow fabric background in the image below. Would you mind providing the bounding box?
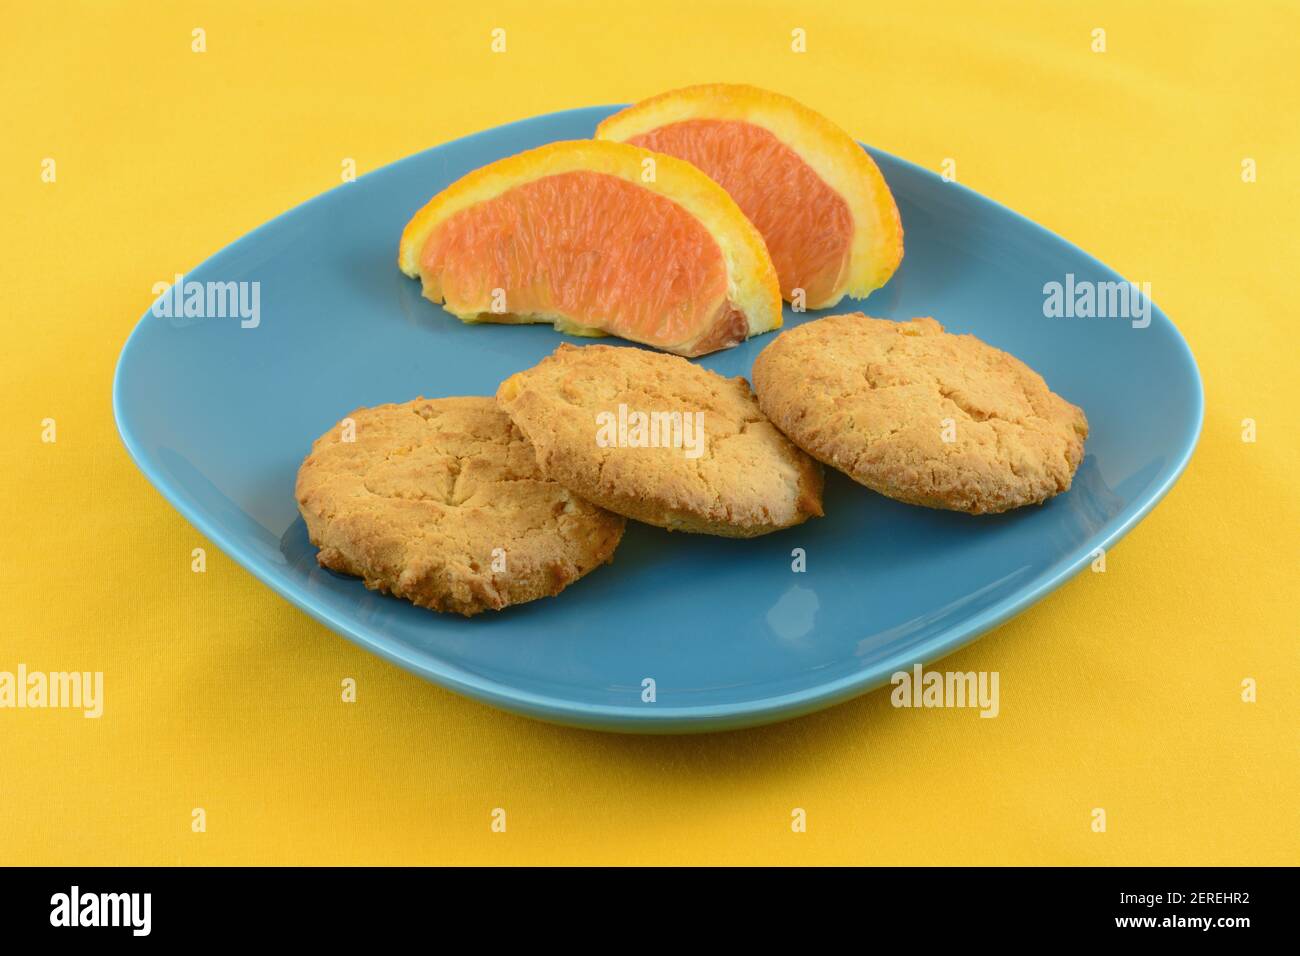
[2,0,1296,866]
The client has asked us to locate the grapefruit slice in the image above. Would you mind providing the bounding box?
[596,83,903,309]
[398,140,782,357]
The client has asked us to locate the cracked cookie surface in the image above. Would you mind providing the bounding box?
[295,396,625,616]
[752,314,1088,514]
[497,343,823,537]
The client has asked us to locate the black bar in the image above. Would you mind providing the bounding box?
[0,867,1278,941]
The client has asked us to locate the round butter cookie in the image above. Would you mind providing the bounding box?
[496,344,823,537]
[752,314,1088,515]
[295,396,625,616]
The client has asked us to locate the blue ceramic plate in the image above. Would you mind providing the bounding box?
[113,106,1202,732]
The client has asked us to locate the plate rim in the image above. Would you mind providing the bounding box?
[111,104,1205,733]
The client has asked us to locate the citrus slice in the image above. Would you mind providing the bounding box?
[596,83,903,309]
[398,139,782,357]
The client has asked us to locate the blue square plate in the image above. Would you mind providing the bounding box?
[113,106,1202,732]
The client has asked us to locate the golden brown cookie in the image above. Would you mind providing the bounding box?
[496,343,823,537]
[752,314,1088,514]
[295,396,625,616]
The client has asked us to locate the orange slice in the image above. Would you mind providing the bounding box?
[596,83,903,309]
[398,139,782,357]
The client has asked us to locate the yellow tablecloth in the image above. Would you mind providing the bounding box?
[2,0,1296,865]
